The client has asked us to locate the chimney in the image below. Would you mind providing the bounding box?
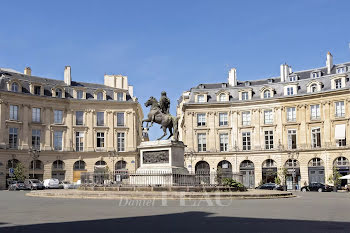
[64,66,71,86]
[280,63,290,82]
[326,52,333,74]
[228,68,237,86]
[24,67,31,76]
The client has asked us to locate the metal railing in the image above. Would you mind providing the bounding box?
[80,171,243,187]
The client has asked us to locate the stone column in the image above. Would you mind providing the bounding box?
[65,110,73,151]
[22,104,30,150]
[298,104,307,149]
[86,110,94,152]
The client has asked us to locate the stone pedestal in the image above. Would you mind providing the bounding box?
[129,140,190,186]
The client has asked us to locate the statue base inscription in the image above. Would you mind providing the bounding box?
[130,139,189,186]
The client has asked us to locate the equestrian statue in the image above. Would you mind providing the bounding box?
[142,91,179,141]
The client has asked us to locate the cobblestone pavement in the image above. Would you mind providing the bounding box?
[0,190,349,232]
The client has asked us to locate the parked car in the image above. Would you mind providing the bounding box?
[8,181,27,191]
[43,179,60,189]
[256,183,284,191]
[60,181,74,189]
[300,182,333,192]
[24,179,44,190]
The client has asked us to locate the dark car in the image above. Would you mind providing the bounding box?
[300,182,333,192]
[8,181,27,191]
[24,179,45,190]
[256,183,284,191]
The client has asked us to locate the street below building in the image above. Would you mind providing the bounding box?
[0,190,349,232]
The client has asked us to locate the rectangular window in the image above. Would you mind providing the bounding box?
[264,110,273,124]
[289,76,296,82]
[197,95,205,103]
[117,112,125,126]
[287,129,297,149]
[54,131,63,151]
[312,72,320,78]
[335,101,345,117]
[264,130,274,150]
[9,127,18,149]
[54,110,63,124]
[310,104,320,120]
[9,105,18,121]
[287,107,296,122]
[32,108,41,123]
[97,112,104,126]
[287,87,294,96]
[242,132,251,151]
[96,132,105,148]
[76,111,84,125]
[336,67,345,74]
[219,113,228,126]
[197,113,206,126]
[32,129,41,150]
[197,133,206,152]
[77,90,83,99]
[242,111,251,126]
[311,128,321,148]
[335,79,342,89]
[75,132,84,152]
[117,132,125,152]
[219,133,228,152]
[117,92,124,101]
[34,86,41,95]
[242,92,249,100]
[337,139,346,147]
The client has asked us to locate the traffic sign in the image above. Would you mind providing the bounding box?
[9,168,14,177]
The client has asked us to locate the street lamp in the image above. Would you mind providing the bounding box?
[185,149,196,174]
[288,151,299,191]
[28,148,40,179]
[108,150,119,182]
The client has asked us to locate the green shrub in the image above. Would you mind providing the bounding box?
[221,178,246,191]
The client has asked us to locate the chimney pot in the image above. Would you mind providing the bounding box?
[228,68,237,86]
[24,67,31,76]
[326,52,333,74]
[64,66,71,86]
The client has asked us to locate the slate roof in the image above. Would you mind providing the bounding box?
[186,62,350,104]
[0,69,134,102]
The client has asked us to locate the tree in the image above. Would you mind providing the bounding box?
[328,166,341,191]
[14,163,26,181]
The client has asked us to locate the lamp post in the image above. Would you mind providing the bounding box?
[185,150,196,174]
[288,151,299,191]
[108,150,119,182]
[28,148,40,179]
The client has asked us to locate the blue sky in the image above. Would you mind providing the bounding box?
[1,0,350,139]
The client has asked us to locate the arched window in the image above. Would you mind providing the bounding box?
[195,161,210,174]
[217,160,232,172]
[262,159,276,168]
[7,159,19,169]
[334,157,349,167]
[30,160,43,170]
[240,160,254,169]
[310,84,317,93]
[55,88,62,98]
[115,160,127,170]
[95,160,106,166]
[219,93,226,102]
[263,90,271,99]
[285,159,299,167]
[308,158,324,167]
[11,82,19,92]
[97,92,104,100]
[73,160,86,170]
[52,160,65,170]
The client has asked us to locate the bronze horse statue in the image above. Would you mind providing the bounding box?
[142,96,179,141]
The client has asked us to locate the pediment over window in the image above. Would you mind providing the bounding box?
[260,87,274,99]
[306,80,322,93]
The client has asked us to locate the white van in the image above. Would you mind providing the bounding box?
[43,178,60,189]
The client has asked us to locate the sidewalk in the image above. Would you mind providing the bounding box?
[26,189,294,200]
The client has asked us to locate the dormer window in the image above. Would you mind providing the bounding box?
[289,75,297,82]
[263,90,271,99]
[199,84,205,89]
[11,82,19,92]
[97,92,103,100]
[198,95,205,103]
[117,92,124,101]
[244,82,250,87]
[287,87,294,95]
[335,79,342,89]
[312,72,321,78]
[221,83,227,88]
[77,90,84,99]
[242,92,249,100]
[56,88,62,98]
[336,67,346,74]
[34,86,41,95]
[284,84,298,96]
[219,93,227,102]
[310,84,317,93]
[268,79,273,84]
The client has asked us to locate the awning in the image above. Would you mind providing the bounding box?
[340,174,350,180]
[335,124,346,140]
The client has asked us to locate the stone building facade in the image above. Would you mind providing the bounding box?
[177,52,350,189]
[0,66,143,189]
